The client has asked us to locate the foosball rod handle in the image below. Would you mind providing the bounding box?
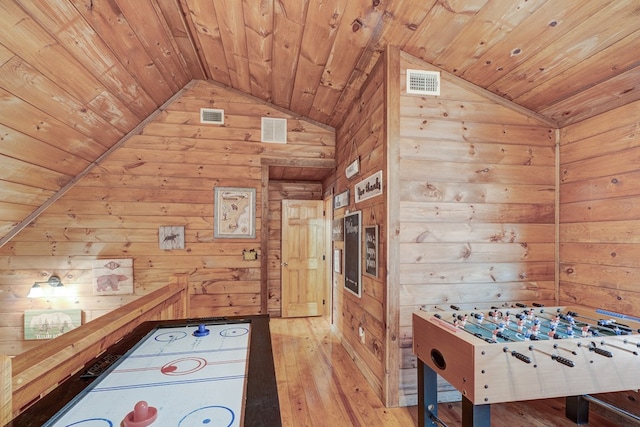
[590,346,613,358]
[503,347,531,364]
[551,354,575,367]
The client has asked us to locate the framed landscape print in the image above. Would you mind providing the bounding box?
[24,309,82,340]
[214,187,256,239]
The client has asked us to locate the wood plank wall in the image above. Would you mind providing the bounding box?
[323,50,389,403]
[267,180,323,317]
[559,100,640,312]
[0,80,334,356]
[558,98,640,420]
[395,51,557,406]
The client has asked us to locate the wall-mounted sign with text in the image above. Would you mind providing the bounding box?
[355,170,383,203]
[334,189,349,209]
[345,158,360,179]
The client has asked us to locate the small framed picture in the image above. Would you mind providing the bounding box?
[159,226,185,250]
[214,187,256,239]
[334,249,342,273]
[364,225,378,278]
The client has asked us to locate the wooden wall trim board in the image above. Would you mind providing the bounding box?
[0,354,9,426]
[555,128,561,303]
[261,164,270,314]
[384,45,401,407]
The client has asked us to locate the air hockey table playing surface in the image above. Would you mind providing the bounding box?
[7,315,281,427]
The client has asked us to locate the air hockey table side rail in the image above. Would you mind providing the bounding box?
[3,314,281,427]
[412,305,640,405]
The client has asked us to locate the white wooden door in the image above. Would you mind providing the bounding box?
[281,200,325,317]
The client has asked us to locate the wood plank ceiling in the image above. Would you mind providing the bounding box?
[1,0,639,245]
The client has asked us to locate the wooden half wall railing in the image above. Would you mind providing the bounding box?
[0,273,190,424]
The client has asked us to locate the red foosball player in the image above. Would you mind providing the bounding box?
[459,314,468,327]
[517,316,525,332]
[581,324,590,337]
[526,310,535,322]
[531,319,541,337]
[548,326,556,338]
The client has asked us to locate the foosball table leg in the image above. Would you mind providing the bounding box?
[418,360,439,426]
[461,395,490,427]
[566,395,589,424]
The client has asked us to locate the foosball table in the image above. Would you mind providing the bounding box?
[412,304,640,426]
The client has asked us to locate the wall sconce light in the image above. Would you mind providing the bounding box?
[27,275,65,298]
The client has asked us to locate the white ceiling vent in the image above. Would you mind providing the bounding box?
[406,69,440,96]
[200,108,224,124]
[261,117,287,143]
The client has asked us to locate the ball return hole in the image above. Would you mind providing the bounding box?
[430,349,446,370]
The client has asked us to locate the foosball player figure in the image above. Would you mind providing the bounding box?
[498,322,507,333]
[526,310,535,323]
[565,313,576,326]
[476,312,485,324]
[492,326,499,342]
[459,314,468,327]
[581,324,590,337]
[566,325,574,338]
[547,326,556,339]
[517,315,525,332]
[550,315,560,329]
[531,319,541,337]
[504,312,512,328]
[490,310,499,323]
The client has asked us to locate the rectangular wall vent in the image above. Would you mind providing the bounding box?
[406,69,440,96]
[200,108,224,124]
[261,117,287,143]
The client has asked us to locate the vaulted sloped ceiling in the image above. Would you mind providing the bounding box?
[1,0,639,244]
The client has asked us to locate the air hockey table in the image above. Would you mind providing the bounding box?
[6,315,281,427]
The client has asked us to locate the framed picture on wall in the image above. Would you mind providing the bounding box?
[24,309,82,340]
[344,211,361,298]
[364,225,378,278]
[214,187,256,239]
[334,189,349,209]
[332,218,344,241]
[92,258,134,295]
[334,249,342,273]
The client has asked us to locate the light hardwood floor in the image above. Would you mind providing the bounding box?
[270,316,636,427]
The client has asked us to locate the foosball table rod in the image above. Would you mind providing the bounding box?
[567,394,640,425]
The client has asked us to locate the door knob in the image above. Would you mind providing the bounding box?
[281,262,288,267]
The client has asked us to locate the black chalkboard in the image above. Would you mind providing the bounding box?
[344,211,361,297]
